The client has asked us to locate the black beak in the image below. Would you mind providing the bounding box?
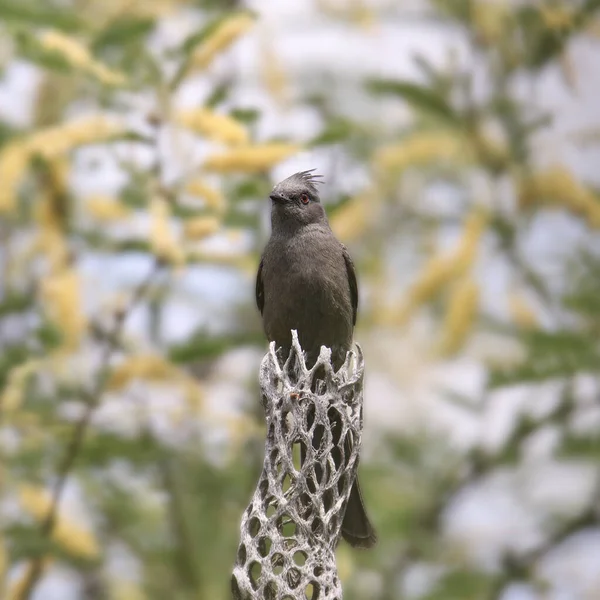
[269,193,287,204]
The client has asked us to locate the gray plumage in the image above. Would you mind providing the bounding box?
[255,170,377,549]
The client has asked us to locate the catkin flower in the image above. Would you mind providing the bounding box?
[203,143,300,173]
[519,166,600,228]
[175,108,248,145]
[0,117,122,215]
[191,13,255,70]
[0,144,29,213]
[330,195,372,242]
[41,267,87,349]
[183,216,221,239]
[108,355,204,411]
[472,1,512,44]
[6,558,53,600]
[110,580,148,600]
[260,38,289,106]
[149,196,185,266]
[373,132,466,174]
[508,293,538,329]
[539,4,574,32]
[27,115,123,159]
[0,536,6,581]
[34,192,69,272]
[0,360,39,413]
[438,277,479,356]
[19,485,99,560]
[185,179,227,212]
[86,195,132,221]
[453,209,489,271]
[397,209,487,324]
[39,30,126,86]
[108,355,183,390]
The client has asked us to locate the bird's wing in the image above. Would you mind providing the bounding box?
[342,245,358,326]
[255,256,265,314]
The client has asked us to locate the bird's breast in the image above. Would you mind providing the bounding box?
[260,232,353,366]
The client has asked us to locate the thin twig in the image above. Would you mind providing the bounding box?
[19,263,160,600]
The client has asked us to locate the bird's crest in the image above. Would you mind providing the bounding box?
[275,169,324,197]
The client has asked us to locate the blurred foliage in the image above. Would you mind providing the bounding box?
[0,0,599,599]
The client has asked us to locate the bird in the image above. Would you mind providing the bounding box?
[255,169,377,549]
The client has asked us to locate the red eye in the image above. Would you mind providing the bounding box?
[300,194,309,204]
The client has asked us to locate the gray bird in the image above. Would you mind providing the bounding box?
[255,170,377,549]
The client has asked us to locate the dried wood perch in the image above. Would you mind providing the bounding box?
[232,330,365,600]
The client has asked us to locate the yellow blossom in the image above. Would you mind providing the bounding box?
[19,485,99,560]
[108,355,204,411]
[0,360,40,413]
[185,179,227,212]
[438,277,479,356]
[175,108,248,145]
[86,195,132,221]
[539,4,574,32]
[259,39,289,106]
[0,144,29,214]
[181,378,204,412]
[1,117,119,214]
[41,267,87,349]
[108,355,184,390]
[183,216,221,239]
[203,143,300,173]
[191,13,255,70]
[508,293,538,329]
[26,115,123,159]
[397,209,487,324]
[473,1,512,45]
[34,193,69,272]
[519,166,600,228]
[0,536,6,584]
[149,196,185,265]
[6,558,53,600]
[453,209,489,270]
[330,196,371,242]
[110,580,148,600]
[39,30,126,86]
[373,132,467,174]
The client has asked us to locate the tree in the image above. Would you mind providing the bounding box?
[0,0,599,598]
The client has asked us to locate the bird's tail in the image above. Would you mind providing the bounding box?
[341,475,377,549]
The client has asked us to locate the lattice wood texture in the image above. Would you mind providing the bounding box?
[232,331,365,600]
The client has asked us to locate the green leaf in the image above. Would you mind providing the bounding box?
[0,289,33,317]
[0,343,31,389]
[92,16,155,51]
[561,434,600,460]
[168,331,263,364]
[0,0,84,32]
[177,11,253,56]
[310,118,355,146]
[489,329,600,387]
[365,78,459,124]
[79,431,164,468]
[35,321,63,350]
[15,29,75,75]
[120,175,150,209]
[205,82,231,108]
[229,108,260,125]
[424,569,493,600]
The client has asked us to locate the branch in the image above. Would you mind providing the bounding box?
[18,263,160,600]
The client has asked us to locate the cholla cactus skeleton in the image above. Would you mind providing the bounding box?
[232,331,365,600]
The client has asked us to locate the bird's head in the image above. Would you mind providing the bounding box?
[269,170,326,230]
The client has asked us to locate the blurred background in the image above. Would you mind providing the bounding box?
[1,0,599,598]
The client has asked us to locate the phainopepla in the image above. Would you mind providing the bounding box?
[255,170,377,549]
